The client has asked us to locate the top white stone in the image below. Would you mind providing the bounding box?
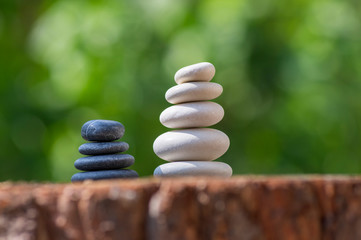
[174,62,216,84]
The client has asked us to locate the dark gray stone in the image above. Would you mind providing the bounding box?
[81,120,125,141]
[79,141,129,155]
[71,169,138,182]
[74,154,134,171]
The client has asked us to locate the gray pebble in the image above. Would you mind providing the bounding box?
[79,142,129,155]
[71,169,138,182]
[74,154,134,171]
[81,120,125,141]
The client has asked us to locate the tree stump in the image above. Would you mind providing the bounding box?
[1,176,361,240]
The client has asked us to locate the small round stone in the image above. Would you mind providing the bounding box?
[74,154,134,171]
[154,161,232,177]
[153,128,230,162]
[81,120,125,141]
[79,142,129,155]
[165,82,223,104]
[174,62,215,84]
[71,169,139,182]
[160,102,224,128]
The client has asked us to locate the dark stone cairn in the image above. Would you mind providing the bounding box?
[71,120,138,182]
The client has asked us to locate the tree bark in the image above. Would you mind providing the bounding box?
[1,176,361,240]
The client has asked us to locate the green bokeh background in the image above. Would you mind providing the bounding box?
[1,0,361,182]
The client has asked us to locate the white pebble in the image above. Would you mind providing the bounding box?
[160,102,224,128]
[153,128,230,161]
[165,82,223,104]
[154,161,232,177]
[174,62,215,84]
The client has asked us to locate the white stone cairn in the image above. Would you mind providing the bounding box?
[153,62,232,177]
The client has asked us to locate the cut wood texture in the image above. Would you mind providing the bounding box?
[1,176,361,240]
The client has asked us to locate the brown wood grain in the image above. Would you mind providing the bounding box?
[1,176,361,240]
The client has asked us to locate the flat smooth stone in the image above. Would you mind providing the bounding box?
[71,169,138,182]
[154,161,232,177]
[165,82,223,104]
[153,128,230,161]
[174,62,215,84]
[160,102,224,128]
[74,154,134,171]
[81,120,125,141]
[79,142,129,155]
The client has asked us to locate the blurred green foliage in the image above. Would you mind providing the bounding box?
[1,0,361,182]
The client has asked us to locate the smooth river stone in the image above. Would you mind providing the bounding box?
[74,154,134,171]
[81,120,125,141]
[79,141,129,155]
[174,62,215,84]
[160,102,224,128]
[71,169,138,182]
[153,128,230,161]
[165,82,223,104]
[154,161,232,177]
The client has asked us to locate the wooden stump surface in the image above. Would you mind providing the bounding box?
[1,175,361,240]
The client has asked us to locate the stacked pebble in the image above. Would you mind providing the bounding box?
[153,62,232,177]
[71,120,138,182]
